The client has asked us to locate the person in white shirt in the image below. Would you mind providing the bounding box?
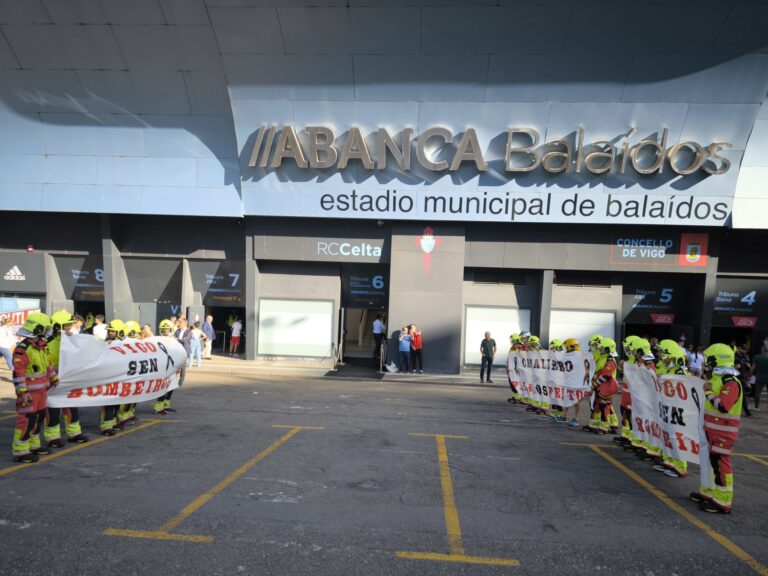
[230,318,243,357]
[92,314,108,340]
[688,345,705,377]
[0,318,18,369]
[372,314,385,358]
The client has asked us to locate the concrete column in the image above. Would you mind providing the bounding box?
[388,224,465,374]
[245,228,258,361]
[44,253,71,314]
[101,215,135,321]
[538,270,554,344]
[180,259,191,311]
[700,256,719,347]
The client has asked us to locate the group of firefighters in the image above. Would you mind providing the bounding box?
[505,331,744,514]
[10,311,182,465]
[7,310,746,515]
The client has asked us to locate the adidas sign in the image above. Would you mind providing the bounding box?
[3,266,25,281]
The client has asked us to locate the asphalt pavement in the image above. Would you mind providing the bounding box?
[1,370,767,576]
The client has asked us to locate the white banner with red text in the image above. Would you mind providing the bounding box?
[507,350,595,407]
[624,364,706,465]
[47,334,187,408]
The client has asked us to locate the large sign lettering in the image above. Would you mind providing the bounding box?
[243,124,737,226]
[248,126,731,178]
[261,189,730,226]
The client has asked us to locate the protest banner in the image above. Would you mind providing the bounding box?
[0,307,41,324]
[48,334,187,408]
[624,364,705,465]
[507,350,594,407]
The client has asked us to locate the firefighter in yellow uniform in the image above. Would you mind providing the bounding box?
[690,344,743,514]
[11,313,57,462]
[44,310,89,446]
[525,336,549,414]
[100,319,125,436]
[632,338,662,461]
[505,334,523,404]
[517,332,533,407]
[549,339,566,422]
[586,338,619,434]
[117,320,142,427]
[154,319,182,415]
[615,335,641,448]
[561,338,582,427]
[651,339,690,477]
[583,334,603,432]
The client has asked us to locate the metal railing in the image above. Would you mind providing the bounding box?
[377,340,387,373]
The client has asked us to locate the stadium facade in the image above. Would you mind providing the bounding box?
[1,0,767,372]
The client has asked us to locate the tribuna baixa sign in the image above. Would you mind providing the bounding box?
[247,126,732,177]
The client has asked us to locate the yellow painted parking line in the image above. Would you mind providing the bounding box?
[588,445,768,576]
[0,419,164,478]
[435,435,464,555]
[396,433,519,568]
[560,442,617,448]
[395,551,519,566]
[410,433,469,439]
[102,528,213,543]
[738,454,768,467]
[104,425,322,543]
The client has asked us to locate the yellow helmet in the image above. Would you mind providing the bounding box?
[20,312,52,338]
[657,339,681,358]
[106,319,125,340]
[671,346,688,368]
[622,335,641,357]
[51,310,76,334]
[549,339,564,351]
[599,338,617,355]
[527,335,541,350]
[634,338,652,357]
[703,343,735,368]
[124,320,141,338]
[159,319,175,334]
[564,338,580,352]
[509,333,520,343]
[588,333,603,349]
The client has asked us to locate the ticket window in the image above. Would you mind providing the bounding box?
[549,310,616,348]
[464,306,531,366]
[257,298,334,357]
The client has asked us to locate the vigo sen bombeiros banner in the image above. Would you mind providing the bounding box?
[507,350,594,408]
[624,364,705,465]
[48,334,188,408]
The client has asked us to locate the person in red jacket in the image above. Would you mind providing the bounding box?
[690,343,744,514]
[11,313,57,463]
[588,338,620,434]
[409,324,423,374]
